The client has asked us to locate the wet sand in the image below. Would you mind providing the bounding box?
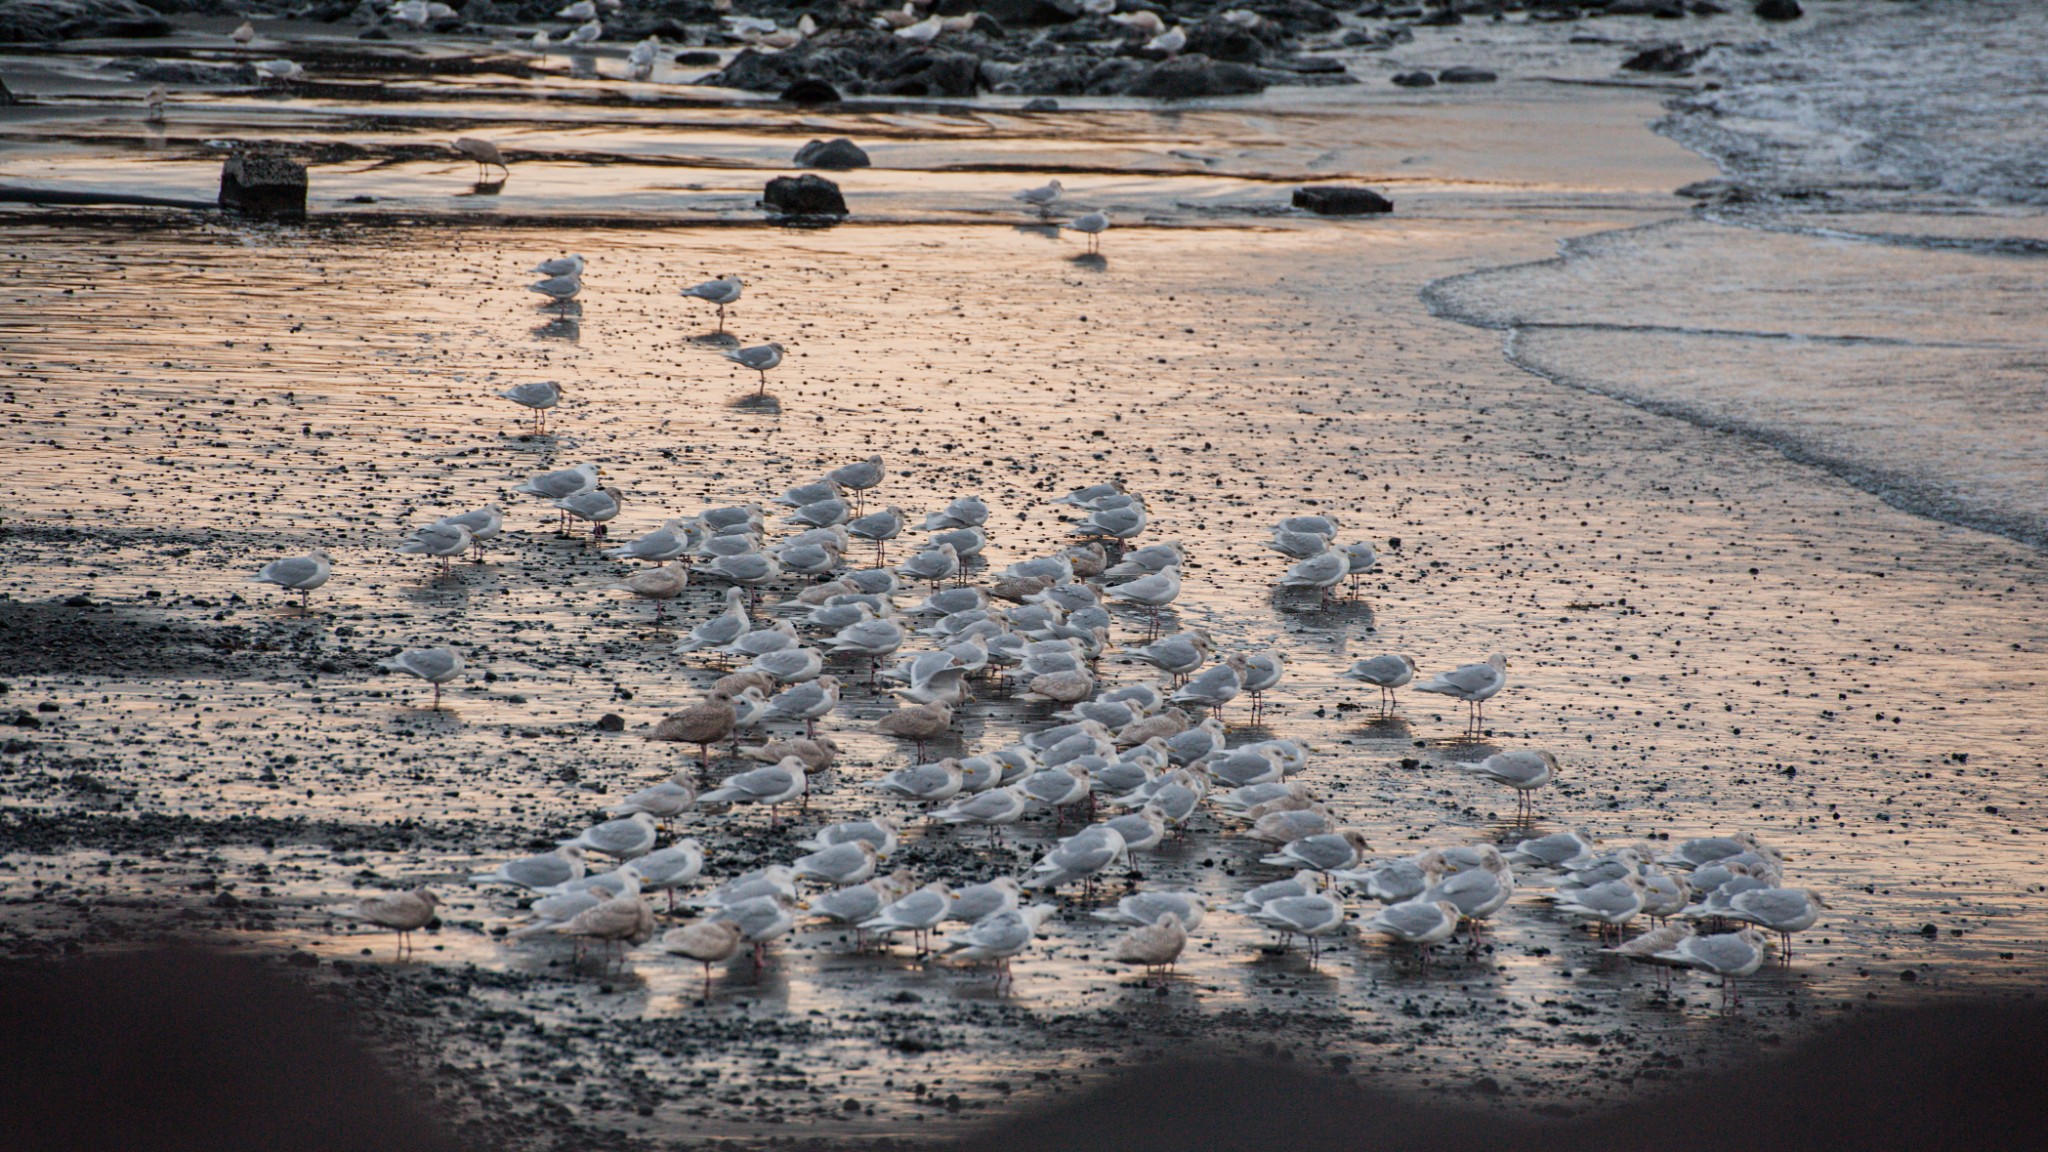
[3,36,2046,1152]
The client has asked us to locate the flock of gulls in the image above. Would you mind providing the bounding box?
[249,279,1827,1011]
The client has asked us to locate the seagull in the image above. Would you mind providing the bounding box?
[936,903,1057,991]
[1144,25,1185,55]
[499,380,560,433]
[1366,900,1461,965]
[647,693,738,767]
[628,34,659,79]
[944,877,1023,924]
[560,811,659,860]
[1414,654,1510,737]
[556,0,596,17]
[554,485,622,540]
[1278,550,1348,603]
[568,17,602,45]
[762,675,839,736]
[607,562,689,617]
[1656,928,1768,1010]
[662,919,744,997]
[861,883,953,954]
[847,505,906,563]
[532,254,584,278]
[397,521,472,577]
[1103,565,1179,636]
[681,275,744,332]
[469,845,588,891]
[1240,650,1286,722]
[1067,209,1110,253]
[1451,749,1557,819]
[606,772,698,827]
[253,59,304,83]
[377,646,464,707]
[799,816,900,856]
[896,543,960,589]
[828,454,885,511]
[1023,824,1127,893]
[453,138,508,181]
[1014,179,1062,214]
[1342,653,1416,715]
[609,519,700,565]
[792,840,881,886]
[1109,10,1163,35]
[724,342,784,395]
[248,550,332,609]
[1339,541,1378,597]
[1248,893,1346,964]
[870,701,954,760]
[1721,888,1827,958]
[895,13,943,43]
[529,271,581,311]
[698,756,808,822]
[514,463,600,533]
[1111,913,1187,986]
[231,20,256,42]
[352,888,438,954]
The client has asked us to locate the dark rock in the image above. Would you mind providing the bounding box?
[1391,69,1435,87]
[0,74,12,104]
[0,0,171,41]
[1021,96,1059,110]
[62,594,93,608]
[1415,7,1460,25]
[595,713,625,732]
[219,151,308,218]
[673,48,720,67]
[1690,1,1728,13]
[1247,0,1339,34]
[1182,20,1266,65]
[1436,65,1496,83]
[974,0,1077,27]
[715,30,981,98]
[1605,0,1682,14]
[1529,6,1580,21]
[125,57,259,84]
[762,173,847,217]
[1293,185,1393,215]
[358,24,388,38]
[1119,54,1265,98]
[793,137,871,170]
[1621,41,1703,72]
[1753,0,1800,19]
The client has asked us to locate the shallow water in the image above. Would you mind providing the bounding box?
[2,4,2046,1147]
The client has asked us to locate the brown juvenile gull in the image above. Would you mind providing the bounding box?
[662,919,744,997]
[353,887,439,955]
[1112,912,1188,986]
[870,700,953,760]
[647,691,737,767]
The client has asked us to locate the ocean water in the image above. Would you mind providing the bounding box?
[1430,0,2048,550]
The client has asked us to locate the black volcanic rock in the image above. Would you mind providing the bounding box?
[794,137,871,170]
[1293,185,1393,215]
[762,173,847,217]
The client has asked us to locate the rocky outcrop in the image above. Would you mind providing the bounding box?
[712,28,986,98]
[0,0,171,42]
[1121,54,1265,98]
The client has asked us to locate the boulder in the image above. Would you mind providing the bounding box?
[1753,0,1800,19]
[1436,66,1496,83]
[763,173,847,217]
[794,137,870,170]
[1182,20,1266,65]
[1119,54,1265,98]
[0,74,12,104]
[1391,69,1434,87]
[712,29,982,97]
[672,49,720,67]
[1292,185,1392,215]
[971,0,1077,27]
[1246,0,1339,34]
[1021,96,1059,110]
[1621,41,1703,72]
[0,0,171,41]
[126,58,260,84]
[218,151,307,218]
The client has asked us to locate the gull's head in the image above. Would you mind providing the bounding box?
[1489,653,1510,670]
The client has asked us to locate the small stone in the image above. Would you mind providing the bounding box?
[1437,66,1497,83]
[673,49,719,67]
[596,713,626,732]
[63,594,93,608]
[1391,70,1435,87]
[1753,0,1801,20]
[1021,97,1059,111]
